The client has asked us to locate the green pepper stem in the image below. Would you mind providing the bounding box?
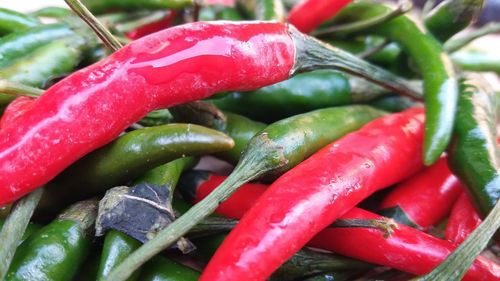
[314,0,413,37]
[445,22,500,53]
[413,199,500,281]
[103,134,287,281]
[292,27,422,100]
[0,80,44,98]
[0,188,43,280]
[64,0,123,51]
[331,218,398,238]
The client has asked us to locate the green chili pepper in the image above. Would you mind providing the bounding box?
[0,36,91,88]
[331,2,458,165]
[214,113,266,164]
[328,38,401,68]
[169,103,266,164]
[193,233,371,281]
[138,109,173,127]
[6,199,98,281]
[211,71,389,123]
[0,8,39,36]
[82,0,193,14]
[96,157,197,281]
[139,256,200,281]
[237,105,386,180]
[0,23,74,68]
[369,95,420,113]
[97,231,141,281]
[451,50,500,74]
[448,77,500,218]
[424,0,484,42]
[37,125,232,216]
[30,7,73,19]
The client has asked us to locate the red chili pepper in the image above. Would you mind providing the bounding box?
[288,0,353,33]
[309,208,500,281]
[126,11,177,40]
[0,20,419,206]
[379,157,463,229]
[189,173,268,219]
[0,22,295,206]
[200,108,425,281]
[445,192,482,245]
[0,96,35,129]
[184,171,499,281]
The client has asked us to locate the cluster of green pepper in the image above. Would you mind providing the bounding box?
[0,0,499,280]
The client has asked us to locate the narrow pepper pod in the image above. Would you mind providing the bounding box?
[0,8,39,36]
[330,2,458,165]
[179,170,269,219]
[0,23,74,68]
[0,21,418,206]
[183,170,498,280]
[39,124,232,212]
[287,0,353,33]
[200,108,425,281]
[6,199,98,281]
[424,0,484,42]
[169,103,266,164]
[0,36,91,88]
[379,157,463,229]
[445,192,482,245]
[309,208,500,281]
[211,71,388,123]
[448,78,500,217]
[97,157,196,281]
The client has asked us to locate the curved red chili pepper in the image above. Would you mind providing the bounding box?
[191,173,268,219]
[187,171,499,280]
[288,0,353,33]
[379,157,463,229]
[310,208,500,281]
[445,192,482,245]
[200,108,425,281]
[126,11,177,40]
[0,22,295,206]
[0,96,35,129]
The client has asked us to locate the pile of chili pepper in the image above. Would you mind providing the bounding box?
[0,0,499,280]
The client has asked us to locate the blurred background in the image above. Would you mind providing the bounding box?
[4,0,500,23]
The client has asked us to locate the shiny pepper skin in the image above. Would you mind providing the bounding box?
[0,21,295,206]
[200,108,425,281]
[379,157,463,229]
[445,192,482,244]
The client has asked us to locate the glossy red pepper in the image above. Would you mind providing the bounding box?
[309,208,500,281]
[189,173,268,219]
[200,108,426,281]
[379,157,463,229]
[126,11,177,40]
[445,192,482,245]
[0,22,295,206]
[186,171,499,281]
[288,0,353,33]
